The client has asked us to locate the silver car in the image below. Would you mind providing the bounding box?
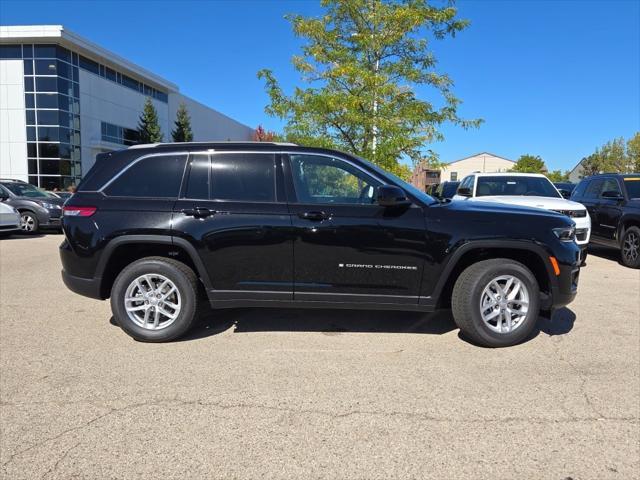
[0,201,21,236]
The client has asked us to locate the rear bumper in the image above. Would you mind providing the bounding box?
[61,270,103,300]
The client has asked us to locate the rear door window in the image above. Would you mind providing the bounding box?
[210,153,276,202]
[103,154,187,197]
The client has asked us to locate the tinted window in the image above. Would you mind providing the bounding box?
[184,154,210,199]
[104,155,187,198]
[476,176,561,198]
[290,154,381,204]
[624,178,640,199]
[442,182,461,198]
[210,153,275,202]
[0,45,22,59]
[584,179,604,199]
[571,180,589,200]
[600,178,621,196]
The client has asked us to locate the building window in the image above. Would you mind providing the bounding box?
[101,121,140,146]
[450,172,458,181]
[16,43,83,189]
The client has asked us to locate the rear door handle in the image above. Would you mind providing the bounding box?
[298,211,330,221]
[182,207,215,218]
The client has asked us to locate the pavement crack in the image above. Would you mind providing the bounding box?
[39,441,81,480]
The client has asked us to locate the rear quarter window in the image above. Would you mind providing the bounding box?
[103,154,187,198]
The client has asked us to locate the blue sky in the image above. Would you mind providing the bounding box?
[1,0,638,171]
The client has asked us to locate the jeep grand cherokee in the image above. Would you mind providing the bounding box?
[60,142,581,347]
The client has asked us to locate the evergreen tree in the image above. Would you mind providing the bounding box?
[171,103,194,142]
[138,97,163,143]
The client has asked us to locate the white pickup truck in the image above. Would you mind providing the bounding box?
[452,173,591,262]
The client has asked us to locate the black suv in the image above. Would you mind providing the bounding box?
[60,143,581,347]
[571,173,640,268]
[0,179,64,233]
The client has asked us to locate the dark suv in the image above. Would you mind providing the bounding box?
[571,173,640,268]
[0,179,64,233]
[60,143,581,347]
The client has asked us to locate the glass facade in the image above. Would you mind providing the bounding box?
[1,43,171,189]
[101,121,140,146]
[20,44,82,190]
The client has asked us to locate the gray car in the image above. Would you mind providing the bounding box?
[0,179,64,233]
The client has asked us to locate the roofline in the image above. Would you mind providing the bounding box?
[128,141,298,150]
[0,25,178,92]
[444,152,515,166]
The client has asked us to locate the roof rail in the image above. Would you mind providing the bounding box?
[128,141,298,149]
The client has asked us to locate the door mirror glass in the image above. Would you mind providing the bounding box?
[601,190,623,200]
[376,185,410,207]
[457,186,472,197]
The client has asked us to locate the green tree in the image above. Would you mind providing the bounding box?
[171,102,193,142]
[547,170,569,182]
[511,154,546,173]
[258,0,481,179]
[626,132,640,172]
[138,97,163,143]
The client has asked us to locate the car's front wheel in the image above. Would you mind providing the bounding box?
[20,211,39,233]
[621,226,640,269]
[452,258,540,347]
[110,257,200,342]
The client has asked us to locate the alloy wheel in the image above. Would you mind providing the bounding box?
[124,274,182,330]
[623,232,639,263]
[479,275,530,334]
[20,214,35,232]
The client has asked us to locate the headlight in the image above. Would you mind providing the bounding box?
[553,226,576,242]
[40,202,60,209]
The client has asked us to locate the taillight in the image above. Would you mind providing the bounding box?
[62,206,97,217]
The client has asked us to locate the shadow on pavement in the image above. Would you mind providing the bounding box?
[109,304,576,345]
[181,307,458,341]
[588,244,623,266]
[0,232,46,240]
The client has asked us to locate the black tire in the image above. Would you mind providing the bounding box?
[620,226,640,269]
[110,256,200,342]
[451,258,540,348]
[20,211,39,234]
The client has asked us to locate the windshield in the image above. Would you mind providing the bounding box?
[353,155,437,205]
[624,178,640,199]
[1,182,50,198]
[476,176,561,198]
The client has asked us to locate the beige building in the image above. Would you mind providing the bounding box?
[440,152,515,182]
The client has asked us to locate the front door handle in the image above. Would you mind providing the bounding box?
[298,211,330,221]
[182,207,215,218]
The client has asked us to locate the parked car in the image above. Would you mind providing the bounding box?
[434,181,460,200]
[60,142,581,347]
[453,173,591,263]
[570,173,640,268]
[0,179,64,233]
[0,201,21,236]
[554,182,576,199]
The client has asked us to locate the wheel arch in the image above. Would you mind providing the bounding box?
[429,240,554,309]
[96,235,212,299]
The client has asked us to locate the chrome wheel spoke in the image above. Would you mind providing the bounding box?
[480,274,529,334]
[123,273,181,331]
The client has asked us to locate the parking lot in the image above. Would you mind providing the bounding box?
[0,234,638,479]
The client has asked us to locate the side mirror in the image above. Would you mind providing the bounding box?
[377,185,411,207]
[558,189,571,199]
[601,190,623,200]
[456,187,472,197]
[0,194,8,202]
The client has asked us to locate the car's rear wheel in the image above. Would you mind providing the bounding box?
[20,212,39,233]
[621,226,640,269]
[110,257,199,342]
[452,258,540,347]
